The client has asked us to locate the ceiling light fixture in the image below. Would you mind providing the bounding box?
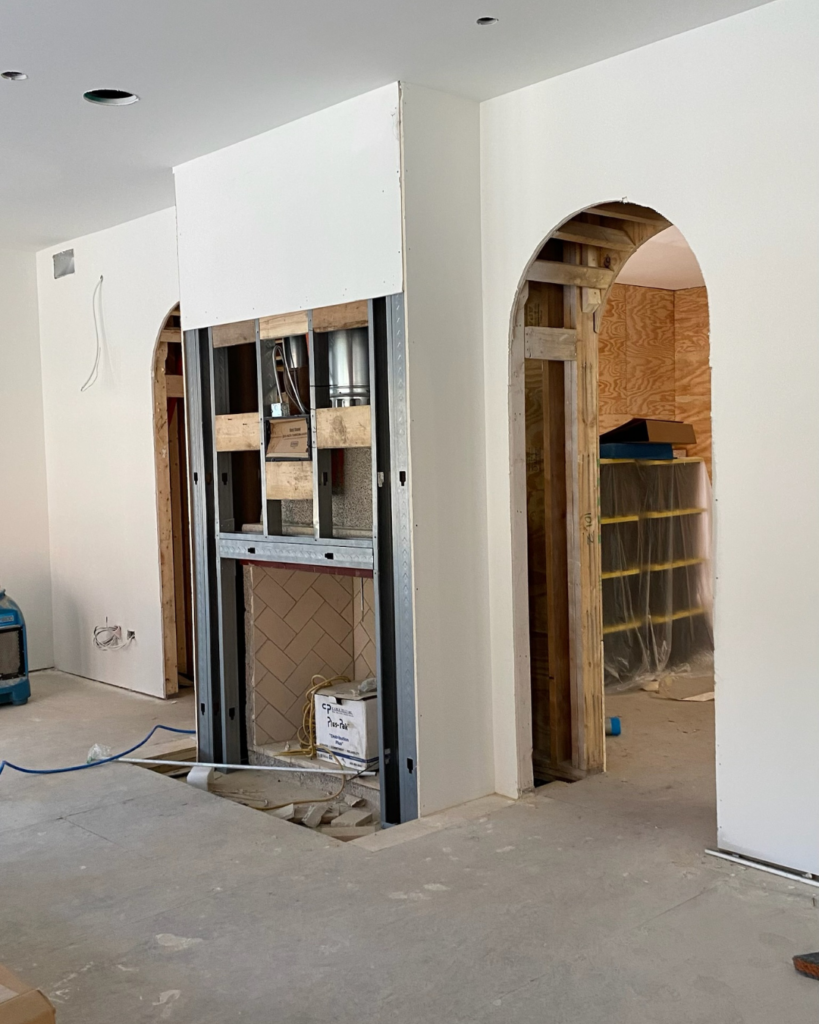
[1,71,28,81]
[83,88,139,106]
[476,16,498,26]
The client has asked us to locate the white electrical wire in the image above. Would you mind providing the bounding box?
[80,275,104,392]
[120,758,375,776]
[93,619,134,652]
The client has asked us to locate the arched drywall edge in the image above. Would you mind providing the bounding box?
[506,200,706,794]
[152,302,182,697]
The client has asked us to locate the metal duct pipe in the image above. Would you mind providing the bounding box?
[328,329,370,407]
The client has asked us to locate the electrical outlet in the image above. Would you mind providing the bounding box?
[126,630,136,642]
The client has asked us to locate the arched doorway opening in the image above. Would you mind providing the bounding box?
[152,304,194,697]
[509,202,713,797]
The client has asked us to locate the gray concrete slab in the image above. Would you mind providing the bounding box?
[1,678,817,1022]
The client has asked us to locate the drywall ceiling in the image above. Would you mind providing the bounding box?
[0,0,774,250]
[617,227,706,290]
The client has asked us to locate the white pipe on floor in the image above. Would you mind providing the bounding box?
[120,758,376,776]
[705,849,819,888]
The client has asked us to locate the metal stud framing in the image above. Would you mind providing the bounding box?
[183,295,418,824]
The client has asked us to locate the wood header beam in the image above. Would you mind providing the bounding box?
[527,261,614,290]
[211,320,256,349]
[259,311,309,340]
[553,220,635,252]
[312,300,369,333]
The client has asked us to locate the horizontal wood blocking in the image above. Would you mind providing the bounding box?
[165,374,184,399]
[527,261,614,290]
[315,405,372,448]
[259,310,309,340]
[211,320,256,349]
[586,201,670,226]
[266,461,313,501]
[553,220,634,252]
[312,300,369,333]
[524,327,577,361]
[215,413,260,452]
[159,328,181,345]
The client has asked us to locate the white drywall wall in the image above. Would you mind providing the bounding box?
[0,249,53,670]
[480,0,819,872]
[400,84,492,815]
[174,84,403,330]
[36,209,179,697]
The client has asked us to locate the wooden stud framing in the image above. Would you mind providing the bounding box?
[312,300,369,333]
[259,310,310,340]
[527,260,614,290]
[166,374,184,398]
[553,220,634,251]
[265,461,313,501]
[211,320,257,349]
[524,327,577,361]
[512,201,673,785]
[152,327,179,697]
[315,405,372,448]
[214,413,261,452]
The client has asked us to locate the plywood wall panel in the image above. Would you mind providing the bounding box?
[598,283,627,417]
[674,287,710,355]
[598,284,711,472]
[674,286,711,472]
[625,286,675,419]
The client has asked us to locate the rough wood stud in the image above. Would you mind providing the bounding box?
[211,320,256,349]
[553,220,635,252]
[524,327,577,361]
[259,311,309,340]
[527,261,614,290]
[315,406,372,448]
[215,413,260,452]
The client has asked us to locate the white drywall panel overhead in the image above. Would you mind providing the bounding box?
[480,0,819,872]
[400,84,492,815]
[36,209,179,697]
[0,249,53,670]
[174,84,403,330]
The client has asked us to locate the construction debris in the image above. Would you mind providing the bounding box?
[301,804,325,829]
[331,808,373,828]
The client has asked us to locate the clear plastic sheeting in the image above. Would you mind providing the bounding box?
[601,458,713,691]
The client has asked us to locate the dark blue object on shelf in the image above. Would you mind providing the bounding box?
[600,442,674,460]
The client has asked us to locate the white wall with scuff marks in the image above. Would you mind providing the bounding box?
[174,83,403,330]
[36,208,179,696]
[0,249,53,669]
[480,0,819,872]
[400,84,492,815]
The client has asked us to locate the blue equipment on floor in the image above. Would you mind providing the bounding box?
[0,589,30,707]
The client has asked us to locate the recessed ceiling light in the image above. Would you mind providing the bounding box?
[1,71,28,81]
[83,88,139,106]
[476,17,498,26]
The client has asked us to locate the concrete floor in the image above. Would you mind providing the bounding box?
[1,673,818,1022]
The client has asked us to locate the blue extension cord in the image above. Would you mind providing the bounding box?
[0,724,196,778]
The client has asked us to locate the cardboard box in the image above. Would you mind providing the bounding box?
[267,415,310,459]
[0,963,55,1024]
[315,681,378,769]
[599,418,696,446]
